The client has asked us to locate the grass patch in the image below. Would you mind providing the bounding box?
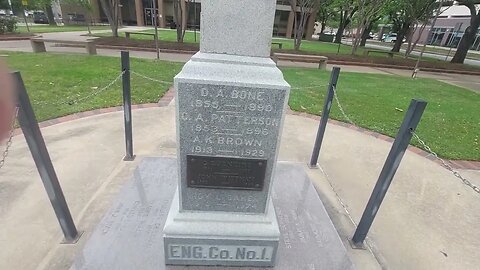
[98,29,357,54]
[285,68,479,160]
[3,52,478,160]
[17,25,111,33]
[3,51,182,121]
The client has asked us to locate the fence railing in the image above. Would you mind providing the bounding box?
[309,66,477,249]
[1,52,476,249]
[0,51,173,242]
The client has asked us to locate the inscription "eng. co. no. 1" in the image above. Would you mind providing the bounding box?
[167,244,274,262]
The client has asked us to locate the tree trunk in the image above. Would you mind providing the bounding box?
[173,0,184,43]
[45,5,56,26]
[451,12,480,64]
[391,22,410,52]
[320,21,326,34]
[86,12,92,35]
[360,22,373,47]
[292,5,310,51]
[99,0,119,37]
[334,12,346,44]
[406,22,427,57]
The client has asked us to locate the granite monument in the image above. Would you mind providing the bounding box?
[69,1,356,269]
[162,0,289,267]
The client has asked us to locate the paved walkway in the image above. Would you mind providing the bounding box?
[0,28,479,92]
[1,29,479,269]
[0,97,479,270]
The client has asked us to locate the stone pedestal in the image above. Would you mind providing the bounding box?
[164,51,289,267]
[70,158,355,270]
[163,0,290,267]
[163,190,280,266]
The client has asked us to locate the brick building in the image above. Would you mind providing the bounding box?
[60,0,316,39]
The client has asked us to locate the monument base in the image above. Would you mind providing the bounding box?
[69,157,355,270]
[163,191,280,267]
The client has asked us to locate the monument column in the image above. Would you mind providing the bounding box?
[163,0,290,267]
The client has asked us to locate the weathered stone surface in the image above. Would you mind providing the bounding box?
[163,190,280,266]
[175,52,289,214]
[70,158,355,270]
[200,0,276,58]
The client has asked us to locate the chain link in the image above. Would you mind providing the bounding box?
[332,85,356,126]
[290,84,329,90]
[0,107,19,170]
[33,71,125,107]
[411,132,479,194]
[130,70,173,84]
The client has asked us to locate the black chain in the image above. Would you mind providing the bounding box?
[0,107,18,170]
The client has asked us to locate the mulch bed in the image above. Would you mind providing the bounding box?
[273,49,480,73]
[94,36,199,52]
[0,33,35,41]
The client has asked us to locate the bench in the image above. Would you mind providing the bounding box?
[363,49,397,58]
[272,42,283,49]
[30,38,97,55]
[125,31,157,39]
[272,53,328,69]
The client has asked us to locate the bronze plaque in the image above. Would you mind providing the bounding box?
[187,155,267,190]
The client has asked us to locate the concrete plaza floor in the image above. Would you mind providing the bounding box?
[0,101,479,270]
[1,30,479,269]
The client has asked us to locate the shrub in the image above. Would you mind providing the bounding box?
[0,17,17,34]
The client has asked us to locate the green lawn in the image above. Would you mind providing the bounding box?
[285,68,479,160]
[17,25,111,33]
[2,52,478,160]
[3,52,182,121]
[97,29,359,55]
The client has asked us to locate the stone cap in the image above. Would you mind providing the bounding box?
[200,0,276,58]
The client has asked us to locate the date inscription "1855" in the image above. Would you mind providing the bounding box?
[187,155,267,191]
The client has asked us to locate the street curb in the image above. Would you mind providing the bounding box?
[327,60,480,76]
[10,87,479,171]
[39,42,480,76]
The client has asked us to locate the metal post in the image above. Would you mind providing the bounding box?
[152,0,160,59]
[194,0,197,43]
[13,72,80,243]
[309,67,341,168]
[121,51,135,161]
[350,99,427,249]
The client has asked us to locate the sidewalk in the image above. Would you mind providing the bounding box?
[0,99,478,269]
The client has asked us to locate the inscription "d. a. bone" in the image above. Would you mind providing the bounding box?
[200,88,266,101]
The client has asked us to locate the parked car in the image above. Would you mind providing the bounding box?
[382,33,397,43]
[33,11,49,24]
